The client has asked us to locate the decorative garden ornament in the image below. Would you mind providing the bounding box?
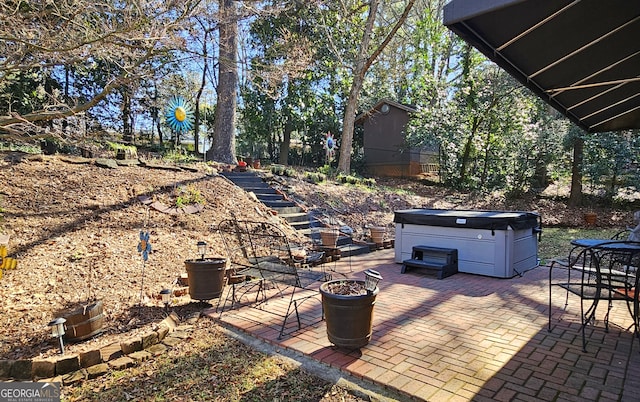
[137,230,152,305]
[165,96,195,133]
[323,132,338,162]
[137,231,152,261]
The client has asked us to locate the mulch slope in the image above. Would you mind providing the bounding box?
[0,153,295,360]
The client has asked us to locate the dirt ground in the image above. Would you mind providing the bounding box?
[0,151,632,363]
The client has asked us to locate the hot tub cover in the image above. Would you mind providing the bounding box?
[393,209,540,231]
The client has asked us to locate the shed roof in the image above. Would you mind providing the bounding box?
[443,0,640,132]
[355,99,417,123]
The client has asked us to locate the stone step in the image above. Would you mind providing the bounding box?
[222,171,370,258]
[288,220,311,230]
[227,178,266,186]
[221,173,266,186]
[249,187,279,195]
[256,193,286,201]
[221,171,262,179]
[240,185,274,192]
[339,243,371,257]
[262,199,296,208]
[272,205,303,215]
[279,211,309,223]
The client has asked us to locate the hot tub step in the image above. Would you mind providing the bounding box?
[401,259,458,279]
[402,245,458,279]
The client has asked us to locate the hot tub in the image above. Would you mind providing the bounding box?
[394,209,541,278]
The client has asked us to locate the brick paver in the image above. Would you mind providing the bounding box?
[206,249,640,401]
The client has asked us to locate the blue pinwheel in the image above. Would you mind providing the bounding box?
[323,132,338,161]
[137,231,152,261]
[165,96,195,133]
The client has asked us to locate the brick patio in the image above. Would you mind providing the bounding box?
[205,249,640,401]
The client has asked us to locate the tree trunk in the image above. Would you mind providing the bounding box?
[568,136,584,207]
[480,119,492,187]
[207,0,237,164]
[150,83,159,145]
[122,90,132,143]
[279,112,293,165]
[156,117,163,145]
[459,124,475,183]
[194,63,206,155]
[194,27,211,156]
[337,0,416,174]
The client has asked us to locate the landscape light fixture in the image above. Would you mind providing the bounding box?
[48,317,66,354]
[197,241,207,260]
[160,288,171,314]
[364,269,383,294]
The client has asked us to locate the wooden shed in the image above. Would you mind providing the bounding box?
[356,99,438,178]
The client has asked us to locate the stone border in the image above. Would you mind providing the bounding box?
[0,311,197,384]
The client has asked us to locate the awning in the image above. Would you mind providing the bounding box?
[443,0,640,132]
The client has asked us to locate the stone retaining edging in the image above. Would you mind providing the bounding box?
[0,311,197,384]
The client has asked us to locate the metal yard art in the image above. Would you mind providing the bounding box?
[165,96,195,133]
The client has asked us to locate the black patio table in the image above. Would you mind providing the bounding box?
[550,238,640,351]
[571,238,640,251]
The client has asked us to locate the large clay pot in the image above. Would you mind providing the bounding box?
[320,229,339,247]
[584,212,597,226]
[319,280,378,349]
[62,301,104,343]
[184,258,227,300]
[369,227,386,244]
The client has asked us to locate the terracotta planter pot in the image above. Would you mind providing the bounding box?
[320,280,378,349]
[584,212,597,226]
[320,229,339,247]
[184,258,228,300]
[369,227,386,244]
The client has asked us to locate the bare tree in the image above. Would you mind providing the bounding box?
[336,0,416,174]
[192,15,217,155]
[0,0,200,137]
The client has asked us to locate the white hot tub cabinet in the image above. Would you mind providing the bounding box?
[394,209,541,278]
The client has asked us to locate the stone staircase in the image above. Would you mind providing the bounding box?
[220,170,370,258]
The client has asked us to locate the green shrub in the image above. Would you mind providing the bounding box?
[317,164,336,177]
[163,148,199,163]
[304,171,326,184]
[271,164,286,175]
[303,172,316,183]
[107,141,136,152]
[0,142,40,153]
[363,178,376,187]
[336,174,359,185]
[174,185,205,207]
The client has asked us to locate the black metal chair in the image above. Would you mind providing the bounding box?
[549,240,640,352]
[215,219,327,338]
